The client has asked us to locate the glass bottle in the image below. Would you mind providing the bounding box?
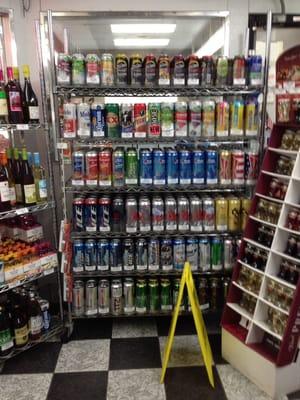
[0,304,14,356]
[22,65,39,123]
[12,303,29,348]
[2,151,16,207]
[21,147,36,206]
[33,152,47,203]
[0,69,8,124]
[5,67,24,124]
[12,147,23,204]
[0,152,11,212]
[27,292,43,340]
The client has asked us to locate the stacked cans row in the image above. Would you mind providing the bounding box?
[73,237,240,273]
[64,99,259,139]
[57,52,262,88]
[72,276,231,316]
[73,194,250,233]
[72,147,259,187]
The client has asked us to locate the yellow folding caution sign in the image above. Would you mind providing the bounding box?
[160,262,215,388]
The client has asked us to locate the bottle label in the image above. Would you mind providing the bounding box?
[15,184,23,203]
[24,183,37,204]
[0,328,13,351]
[9,186,16,204]
[29,106,39,120]
[0,98,8,116]
[0,181,11,202]
[9,91,22,112]
[38,180,47,199]
[14,324,29,345]
[29,315,43,335]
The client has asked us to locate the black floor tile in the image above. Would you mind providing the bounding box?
[109,337,162,370]
[1,342,62,374]
[209,334,228,365]
[71,318,112,340]
[164,366,227,400]
[47,372,108,400]
[288,390,300,399]
[156,316,196,336]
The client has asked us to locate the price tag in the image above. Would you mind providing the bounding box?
[44,267,54,276]
[121,132,133,138]
[72,179,85,186]
[16,207,29,215]
[57,142,68,149]
[16,124,29,130]
[134,132,146,138]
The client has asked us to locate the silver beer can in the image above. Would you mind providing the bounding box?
[98,279,110,315]
[188,100,202,137]
[199,239,211,271]
[190,195,203,232]
[124,278,135,314]
[203,198,215,232]
[77,102,91,137]
[177,196,190,231]
[125,196,138,233]
[152,196,165,232]
[120,103,133,138]
[73,280,84,316]
[139,196,151,232]
[111,279,123,315]
[123,239,135,271]
[165,196,177,231]
[148,238,160,271]
[186,237,199,271]
[85,280,98,316]
[224,239,233,271]
[175,101,188,137]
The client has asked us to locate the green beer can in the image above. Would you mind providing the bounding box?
[125,148,138,185]
[149,279,160,312]
[135,279,147,313]
[173,278,185,311]
[161,102,174,137]
[160,278,172,311]
[106,103,120,138]
[211,237,223,271]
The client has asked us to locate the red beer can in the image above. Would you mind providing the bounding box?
[134,103,147,138]
[245,151,259,185]
[232,150,245,185]
[85,151,99,185]
[98,148,112,186]
[233,56,246,86]
[219,150,232,185]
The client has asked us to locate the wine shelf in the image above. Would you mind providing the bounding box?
[232,281,259,299]
[72,269,230,278]
[268,147,298,157]
[259,297,289,316]
[237,260,265,275]
[255,193,284,204]
[249,215,277,228]
[0,201,55,221]
[243,238,271,252]
[227,302,253,320]
[0,123,48,131]
[252,320,283,341]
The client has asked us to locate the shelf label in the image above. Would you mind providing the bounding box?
[16,207,29,215]
[44,267,54,276]
[57,142,68,149]
[16,124,29,130]
[72,179,84,186]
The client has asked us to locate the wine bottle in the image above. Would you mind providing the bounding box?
[0,69,8,124]
[21,147,36,206]
[22,65,39,123]
[33,152,47,203]
[27,292,43,340]
[5,67,24,124]
[2,151,16,207]
[12,148,23,204]
[0,305,14,356]
[0,153,11,212]
[12,303,29,348]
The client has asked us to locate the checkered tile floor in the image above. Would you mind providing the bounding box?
[0,317,299,400]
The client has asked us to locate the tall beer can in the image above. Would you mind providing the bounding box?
[123,278,135,314]
[73,280,84,316]
[63,102,76,138]
[173,238,186,270]
[98,280,110,315]
[120,103,133,138]
[190,195,203,232]
[192,150,205,184]
[161,238,173,271]
[215,197,228,231]
[228,197,241,231]
[203,198,215,232]
[136,238,148,271]
[91,103,105,137]
[148,238,160,271]
[241,198,251,230]
[98,196,111,232]
[175,102,188,137]
[106,103,120,138]
[123,239,135,271]
[224,239,234,271]
[202,100,215,137]
[112,147,125,187]
[111,280,123,315]
[165,196,177,231]
[230,99,244,136]
[139,196,151,232]
[110,239,123,272]
[125,148,138,185]
[232,150,245,185]
[101,53,114,86]
[161,102,174,137]
[98,148,112,186]
[211,237,223,271]
[219,150,232,185]
[134,103,147,138]
[125,196,138,233]
[97,240,109,271]
[216,101,229,137]
[166,148,178,185]
[188,100,202,137]
[152,196,165,231]
[186,237,199,271]
[111,197,125,232]
[77,102,91,137]
[199,239,211,271]
[148,103,161,137]
[85,280,98,316]
[177,196,190,231]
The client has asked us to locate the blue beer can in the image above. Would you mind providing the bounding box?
[84,240,97,272]
[173,237,186,270]
[139,148,153,185]
[186,237,199,271]
[161,238,173,271]
[73,196,85,231]
[192,150,205,184]
[153,148,166,185]
[72,151,85,182]
[166,148,178,185]
[98,196,111,232]
[110,239,123,272]
[73,240,85,272]
[91,103,105,137]
[205,150,218,184]
[97,239,109,271]
[112,148,125,187]
[179,149,192,185]
[84,196,97,232]
[148,238,160,271]
[136,238,148,271]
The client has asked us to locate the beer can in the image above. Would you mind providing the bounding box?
[230,99,244,136]
[216,101,229,137]
[148,238,160,271]
[165,195,177,231]
[241,198,251,230]
[139,196,151,232]
[72,151,85,182]
[63,102,76,138]
[110,239,123,273]
[85,196,98,232]
[91,103,105,137]
[106,103,120,138]
[158,54,170,86]
[228,197,241,231]
[188,100,202,137]
[73,197,85,232]
[98,148,112,186]
[120,103,133,138]
[139,148,153,185]
[215,197,228,231]
[199,238,211,271]
[179,149,192,185]
[161,102,174,137]
[116,54,129,86]
[73,280,84,316]
[125,196,138,233]
[111,197,125,232]
[245,151,259,185]
[134,103,147,138]
[135,279,147,313]
[245,99,258,136]
[130,54,143,86]
[186,237,199,271]
[192,150,205,184]
[177,195,190,231]
[173,237,185,270]
[98,279,110,314]
[111,279,122,315]
[97,239,109,271]
[152,196,165,231]
[233,56,246,86]
[112,147,125,187]
[216,56,228,86]
[98,196,111,232]
[86,53,100,84]
[85,240,97,272]
[73,240,85,272]
[57,53,71,84]
[187,55,200,86]
[166,148,178,185]
[85,280,98,316]
[85,150,98,186]
[232,150,245,184]
[203,198,215,232]
[211,237,223,271]
[219,150,232,185]
[153,148,166,185]
[202,100,215,137]
[101,53,114,86]
[224,239,234,271]
[125,148,138,185]
[72,53,85,85]
[249,55,263,86]
[148,103,161,137]
[175,102,188,137]
[190,195,203,232]
[124,278,135,314]
[206,150,218,185]
[161,278,172,311]
[149,279,160,312]
[161,238,173,271]
[77,102,91,137]
[173,278,185,311]
[123,239,135,271]
[172,55,185,86]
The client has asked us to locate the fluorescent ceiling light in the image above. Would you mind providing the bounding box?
[114,38,169,47]
[111,24,176,34]
[195,26,225,57]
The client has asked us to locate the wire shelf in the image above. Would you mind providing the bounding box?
[0,123,48,131]
[72,269,231,278]
[0,201,56,221]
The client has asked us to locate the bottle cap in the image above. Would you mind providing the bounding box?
[33,152,40,165]
[6,67,13,80]
[13,67,19,80]
[22,65,30,79]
